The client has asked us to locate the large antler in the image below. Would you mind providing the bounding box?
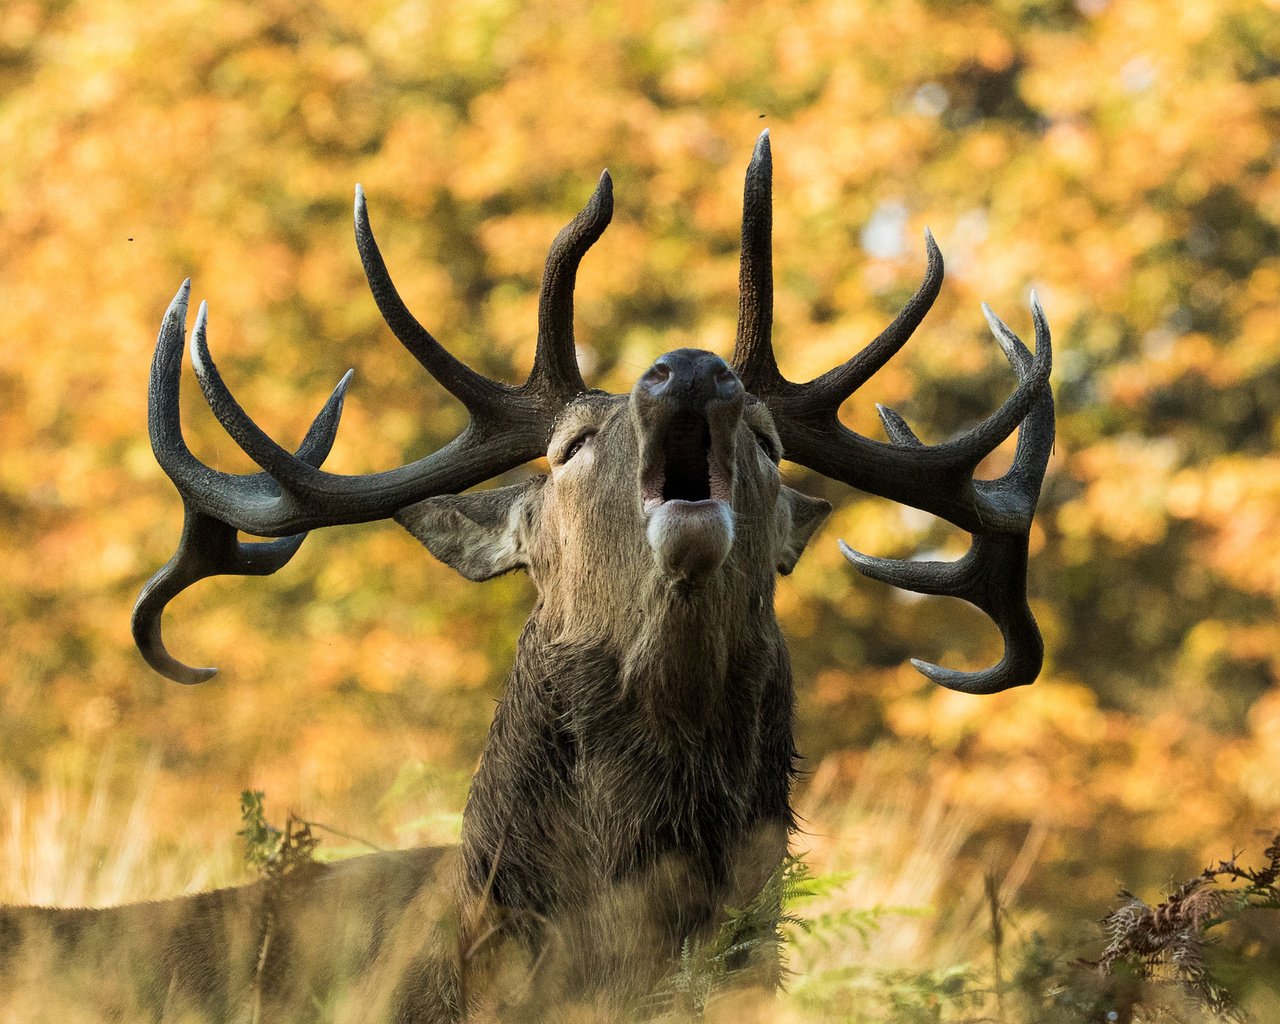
[732,131,1054,694]
[133,173,613,683]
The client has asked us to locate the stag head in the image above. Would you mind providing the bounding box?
[134,131,1053,695]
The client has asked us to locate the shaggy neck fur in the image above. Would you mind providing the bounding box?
[459,572,797,949]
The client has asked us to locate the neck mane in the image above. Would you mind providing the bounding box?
[459,582,798,932]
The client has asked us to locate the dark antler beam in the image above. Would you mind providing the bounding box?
[134,179,612,682]
[729,129,1055,692]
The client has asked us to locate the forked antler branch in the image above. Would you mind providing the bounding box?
[732,130,1054,693]
[133,174,613,682]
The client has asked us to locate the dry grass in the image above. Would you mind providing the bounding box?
[2,747,1277,1022]
[0,751,239,908]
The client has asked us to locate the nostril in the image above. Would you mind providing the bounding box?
[643,364,673,390]
[638,351,741,405]
[714,365,743,399]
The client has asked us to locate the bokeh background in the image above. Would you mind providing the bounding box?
[1,0,1277,1014]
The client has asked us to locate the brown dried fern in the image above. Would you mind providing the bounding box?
[1094,832,1280,1020]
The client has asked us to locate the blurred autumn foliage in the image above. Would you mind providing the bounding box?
[1,0,1278,1008]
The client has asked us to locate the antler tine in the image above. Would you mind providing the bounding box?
[725,137,1053,690]
[139,176,615,681]
[831,298,1054,691]
[174,292,547,530]
[983,300,1033,375]
[148,283,285,517]
[530,170,613,402]
[731,140,944,411]
[731,129,779,394]
[186,301,390,511]
[875,403,925,447]
[802,231,944,411]
[133,367,348,683]
[839,534,1042,694]
[148,280,208,490]
[140,286,542,681]
[131,513,308,684]
[975,292,1055,500]
[772,291,1052,532]
[294,368,355,466]
[926,294,1052,476]
[355,185,508,416]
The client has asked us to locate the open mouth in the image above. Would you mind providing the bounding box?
[641,410,732,514]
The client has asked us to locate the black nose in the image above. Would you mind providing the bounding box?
[639,349,743,408]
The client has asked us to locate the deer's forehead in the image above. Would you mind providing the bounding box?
[550,393,629,442]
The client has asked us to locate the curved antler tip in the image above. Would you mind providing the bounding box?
[329,368,356,407]
[836,538,875,570]
[593,169,614,202]
[909,658,946,681]
[579,169,613,220]
[921,228,943,276]
[165,280,193,321]
[353,185,375,243]
[910,658,970,689]
[1028,293,1052,367]
[131,598,222,685]
[176,665,220,685]
[979,302,1033,371]
[910,657,1033,695]
[189,300,218,383]
[751,129,772,162]
[837,539,916,587]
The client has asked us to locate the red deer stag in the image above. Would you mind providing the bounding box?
[1,133,1053,1021]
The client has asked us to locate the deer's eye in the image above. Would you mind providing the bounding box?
[559,430,595,465]
[754,432,780,463]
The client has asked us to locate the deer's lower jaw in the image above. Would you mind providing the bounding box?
[646,499,735,580]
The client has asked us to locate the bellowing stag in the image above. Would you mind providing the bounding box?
[2,133,1052,1020]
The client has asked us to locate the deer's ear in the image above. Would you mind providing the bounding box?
[395,479,544,582]
[776,486,831,576]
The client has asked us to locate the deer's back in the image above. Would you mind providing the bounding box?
[0,845,459,1023]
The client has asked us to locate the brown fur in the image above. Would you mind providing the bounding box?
[1,356,829,1021]
[406,365,828,1013]
[0,847,457,1022]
